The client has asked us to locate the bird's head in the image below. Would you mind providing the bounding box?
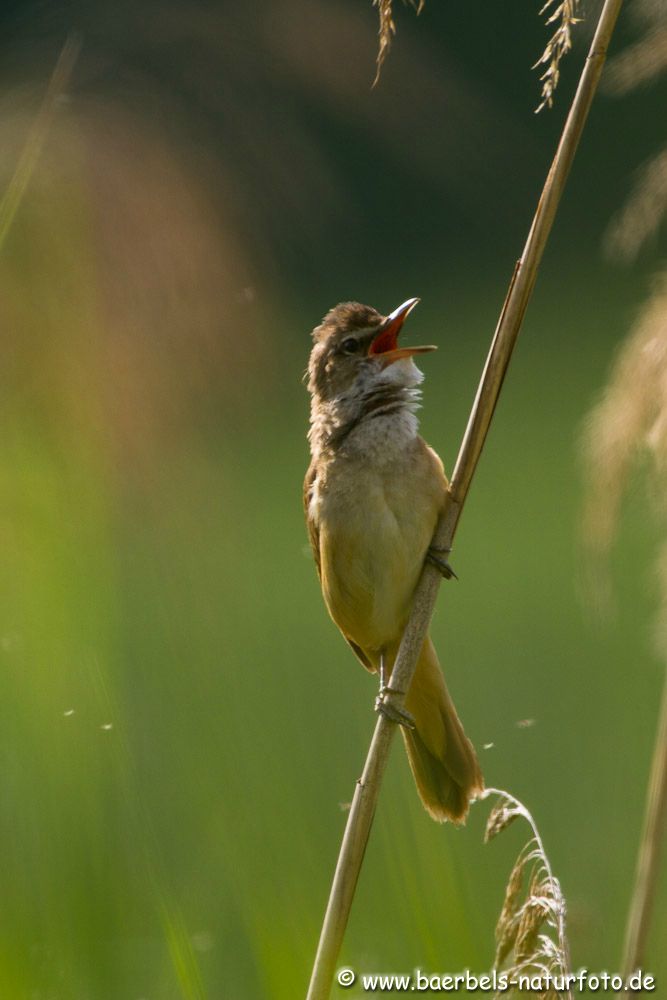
[306,298,436,403]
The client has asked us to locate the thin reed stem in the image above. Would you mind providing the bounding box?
[622,664,667,979]
[0,33,81,250]
[306,2,625,997]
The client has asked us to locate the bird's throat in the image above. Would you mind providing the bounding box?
[309,382,421,460]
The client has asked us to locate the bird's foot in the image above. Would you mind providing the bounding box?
[375,686,416,730]
[426,544,458,580]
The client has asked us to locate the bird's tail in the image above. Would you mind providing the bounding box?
[400,636,483,824]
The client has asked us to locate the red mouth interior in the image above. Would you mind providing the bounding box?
[369,326,400,356]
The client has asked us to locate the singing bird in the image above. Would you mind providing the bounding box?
[304,298,483,823]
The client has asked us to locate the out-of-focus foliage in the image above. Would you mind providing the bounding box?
[604,0,667,260]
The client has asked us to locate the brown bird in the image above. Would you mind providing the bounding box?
[304,298,483,823]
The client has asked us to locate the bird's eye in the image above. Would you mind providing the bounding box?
[341,337,359,355]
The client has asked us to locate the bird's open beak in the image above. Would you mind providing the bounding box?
[369,297,436,366]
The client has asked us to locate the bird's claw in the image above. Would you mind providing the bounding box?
[375,688,416,730]
[426,544,458,580]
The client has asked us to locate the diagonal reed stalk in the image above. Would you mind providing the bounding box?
[306,2,625,997]
[0,33,81,250]
[621,663,667,979]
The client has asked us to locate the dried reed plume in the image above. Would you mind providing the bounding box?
[585,0,667,588]
[582,272,667,974]
[580,277,667,603]
[586,0,667,574]
[372,0,582,108]
[372,0,423,84]
[605,147,667,262]
[584,3,667,941]
[604,0,667,260]
[585,4,667,961]
[605,0,667,94]
[534,1,583,112]
[483,789,572,1000]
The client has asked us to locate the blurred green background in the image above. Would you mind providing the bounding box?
[0,1,665,996]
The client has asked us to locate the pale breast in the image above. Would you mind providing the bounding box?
[314,435,445,652]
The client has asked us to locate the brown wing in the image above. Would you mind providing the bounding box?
[303,460,322,580]
[344,636,374,672]
[303,461,374,673]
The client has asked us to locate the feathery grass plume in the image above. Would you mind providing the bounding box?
[372,0,582,106]
[591,0,667,583]
[581,271,667,975]
[605,0,667,94]
[582,270,667,600]
[604,1,667,259]
[372,0,424,85]
[482,789,572,999]
[587,12,667,968]
[534,1,583,112]
[605,147,667,261]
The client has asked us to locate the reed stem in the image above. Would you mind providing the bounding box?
[306,2,625,996]
[622,663,667,979]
